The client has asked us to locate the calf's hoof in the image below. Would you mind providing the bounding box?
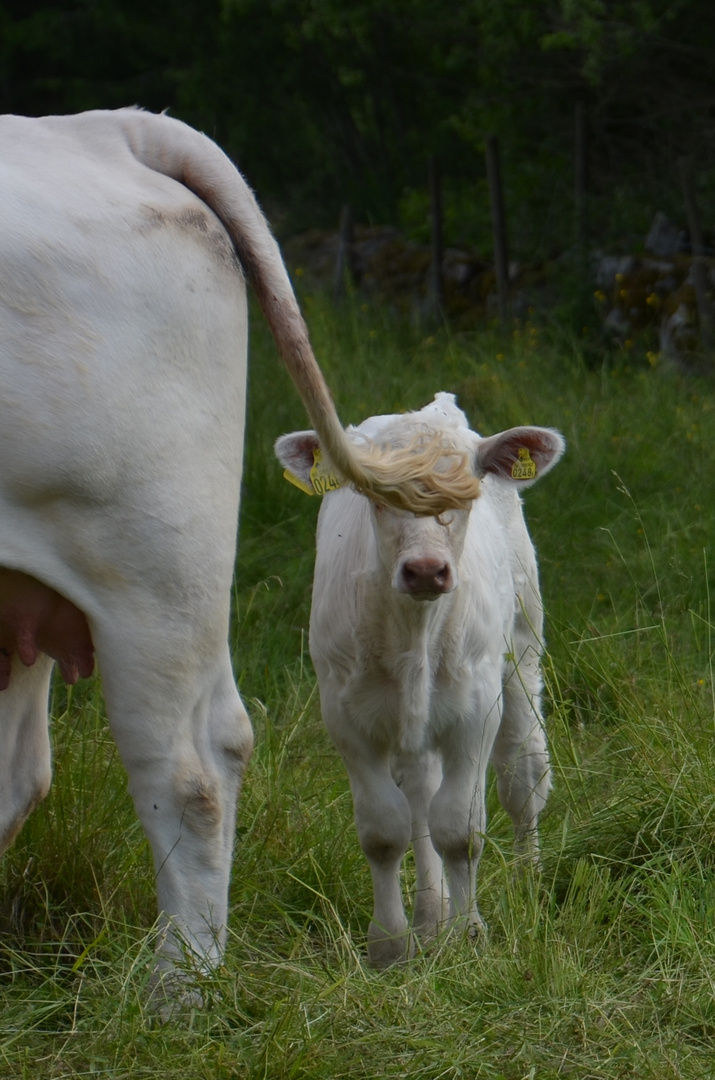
[467,914,488,943]
[367,922,414,969]
[147,966,206,1021]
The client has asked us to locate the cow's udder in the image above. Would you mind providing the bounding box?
[0,568,95,689]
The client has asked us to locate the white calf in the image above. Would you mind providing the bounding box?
[276,393,564,966]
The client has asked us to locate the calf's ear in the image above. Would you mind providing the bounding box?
[274,430,321,489]
[474,426,565,487]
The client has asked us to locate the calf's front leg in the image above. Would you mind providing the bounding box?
[391,750,447,939]
[327,721,413,968]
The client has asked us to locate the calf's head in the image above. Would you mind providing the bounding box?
[370,502,469,600]
[275,393,564,602]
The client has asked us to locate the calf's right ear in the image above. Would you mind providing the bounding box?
[274,431,322,490]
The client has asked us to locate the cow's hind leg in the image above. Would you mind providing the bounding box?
[491,652,551,866]
[391,750,447,941]
[0,655,54,854]
[94,624,253,995]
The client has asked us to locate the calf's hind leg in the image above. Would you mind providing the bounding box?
[491,655,551,865]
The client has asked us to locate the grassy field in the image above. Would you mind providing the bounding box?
[1,294,714,1078]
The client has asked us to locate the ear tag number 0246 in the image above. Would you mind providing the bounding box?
[283,448,343,496]
[511,447,537,481]
[310,448,342,495]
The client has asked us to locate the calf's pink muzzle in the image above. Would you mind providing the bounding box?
[397,557,454,599]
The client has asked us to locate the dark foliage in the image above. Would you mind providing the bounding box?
[2,1,715,252]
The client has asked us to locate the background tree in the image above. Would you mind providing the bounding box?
[2,0,714,256]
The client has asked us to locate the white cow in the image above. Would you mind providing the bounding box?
[275,393,564,966]
[0,109,481,997]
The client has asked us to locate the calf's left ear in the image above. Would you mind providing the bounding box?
[474,426,565,487]
[274,431,322,489]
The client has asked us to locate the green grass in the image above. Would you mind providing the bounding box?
[1,295,715,1077]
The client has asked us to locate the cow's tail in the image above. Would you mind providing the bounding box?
[114,109,481,514]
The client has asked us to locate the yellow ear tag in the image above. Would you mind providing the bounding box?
[511,447,537,480]
[282,448,344,496]
[309,448,343,496]
[283,468,316,495]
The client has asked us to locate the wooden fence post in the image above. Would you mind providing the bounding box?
[428,156,444,319]
[678,157,714,353]
[575,101,588,252]
[333,203,354,300]
[485,134,509,325]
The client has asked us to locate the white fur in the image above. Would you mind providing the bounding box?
[276,393,564,966]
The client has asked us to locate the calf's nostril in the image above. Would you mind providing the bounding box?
[435,565,449,585]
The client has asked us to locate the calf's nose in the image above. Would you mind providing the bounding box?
[399,557,453,597]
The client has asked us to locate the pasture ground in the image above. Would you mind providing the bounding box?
[1,296,714,1078]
